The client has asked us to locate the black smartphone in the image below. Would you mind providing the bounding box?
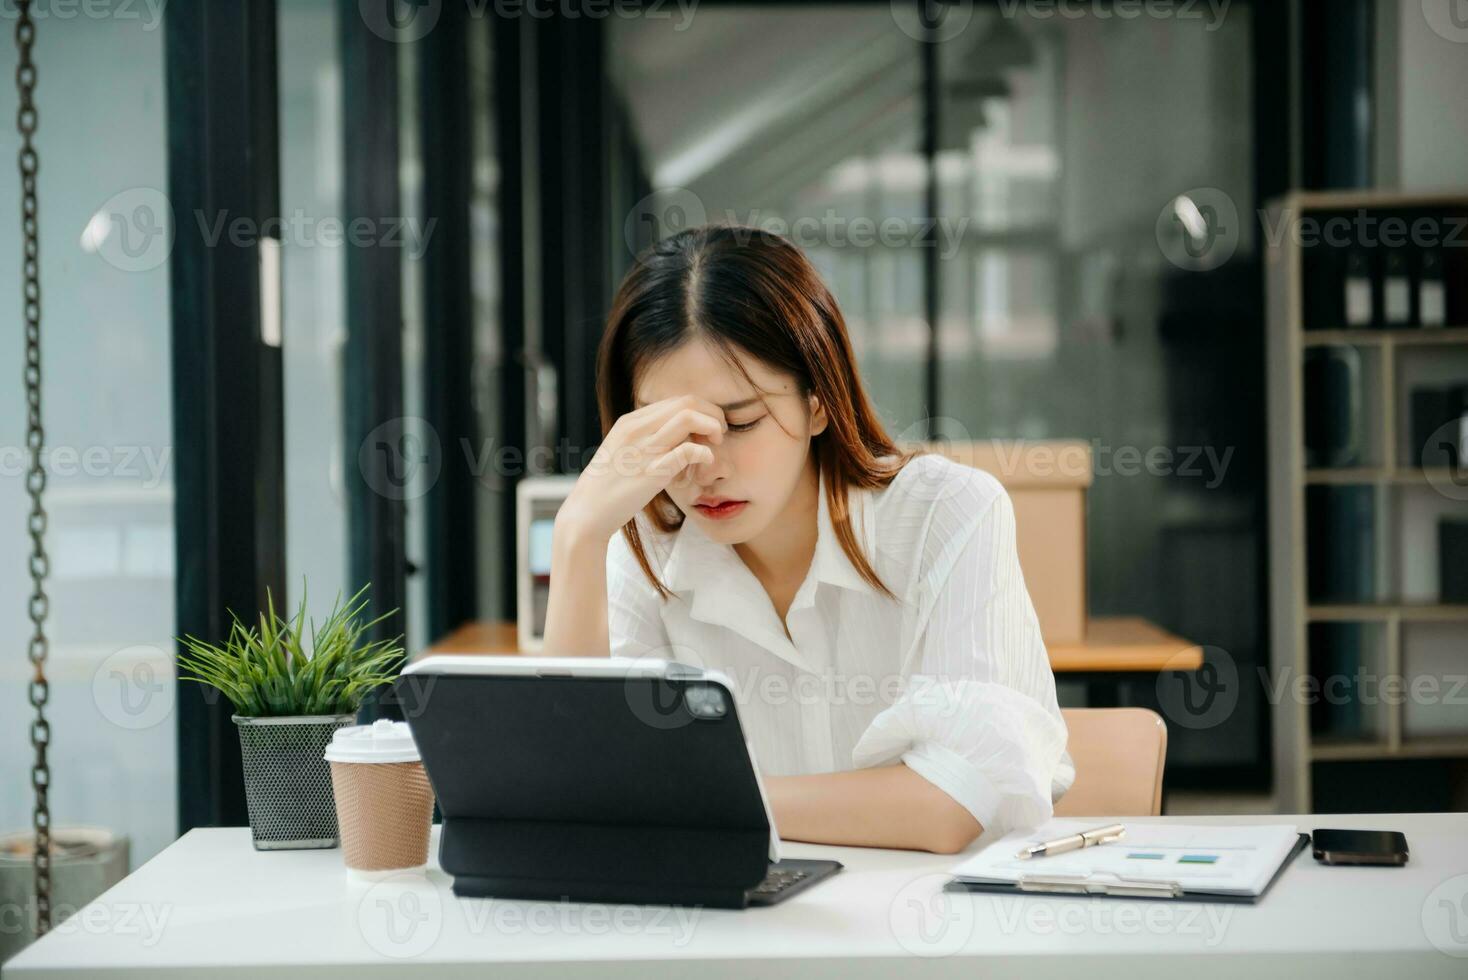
[1311,829,1409,866]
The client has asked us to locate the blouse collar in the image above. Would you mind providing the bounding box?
[657,467,880,671]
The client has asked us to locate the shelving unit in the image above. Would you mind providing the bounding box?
[1300,326,1468,347]
[1304,468,1458,485]
[1266,190,1468,811]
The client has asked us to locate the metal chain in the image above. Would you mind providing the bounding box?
[15,0,52,938]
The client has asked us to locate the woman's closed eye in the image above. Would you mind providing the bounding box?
[726,416,764,433]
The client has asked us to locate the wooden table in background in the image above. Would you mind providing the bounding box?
[420,616,1202,674]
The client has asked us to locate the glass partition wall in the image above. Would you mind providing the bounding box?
[609,2,1266,786]
[0,11,175,872]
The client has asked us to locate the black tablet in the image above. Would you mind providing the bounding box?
[397,655,840,908]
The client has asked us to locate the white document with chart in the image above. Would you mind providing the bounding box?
[948,820,1306,901]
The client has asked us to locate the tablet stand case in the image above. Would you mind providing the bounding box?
[398,671,774,909]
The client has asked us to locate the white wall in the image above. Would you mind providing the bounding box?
[1389,0,1468,190]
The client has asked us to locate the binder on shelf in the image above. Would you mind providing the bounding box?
[1305,485,1376,604]
[1381,248,1413,328]
[1343,248,1373,329]
[1418,248,1446,327]
[1309,623,1366,738]
[1441,519,1468,605]
[1301,239,1345,331]
[1413,383,1468,471]
[1303,347,1362,468]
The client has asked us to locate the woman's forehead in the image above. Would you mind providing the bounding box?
[633,340,793,407]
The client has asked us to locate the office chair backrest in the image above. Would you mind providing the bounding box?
[1054,708,1167,817]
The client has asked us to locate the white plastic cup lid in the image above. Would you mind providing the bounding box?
[323,719,421,764]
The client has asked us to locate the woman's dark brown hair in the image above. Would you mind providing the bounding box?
[596,224,923,600]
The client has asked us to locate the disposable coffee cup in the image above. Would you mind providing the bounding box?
[324,719,435,881]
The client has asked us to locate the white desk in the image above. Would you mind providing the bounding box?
[5,812,1467,979]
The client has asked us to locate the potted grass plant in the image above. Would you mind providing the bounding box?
[176,584,404,850]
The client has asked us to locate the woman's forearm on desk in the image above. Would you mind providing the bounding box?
[541,518,612,657]
[766,764,982,854]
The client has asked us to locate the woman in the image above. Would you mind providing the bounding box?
[544,225,1072,854]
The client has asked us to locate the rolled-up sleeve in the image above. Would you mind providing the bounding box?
[851,477,1074,836]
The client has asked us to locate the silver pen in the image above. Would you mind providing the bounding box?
[1015,823,1126,859]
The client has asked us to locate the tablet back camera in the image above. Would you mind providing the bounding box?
[684,683,728,720]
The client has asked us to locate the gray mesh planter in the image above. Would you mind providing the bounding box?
[234,714,357,850]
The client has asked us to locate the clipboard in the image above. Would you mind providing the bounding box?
[944,833,1310,904]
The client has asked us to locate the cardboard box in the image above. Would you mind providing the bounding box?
[919,440,1091,645]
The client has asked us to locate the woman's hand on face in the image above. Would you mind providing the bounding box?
[556,395,727,542]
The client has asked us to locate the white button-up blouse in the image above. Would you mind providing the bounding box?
[605,452,1074,838]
